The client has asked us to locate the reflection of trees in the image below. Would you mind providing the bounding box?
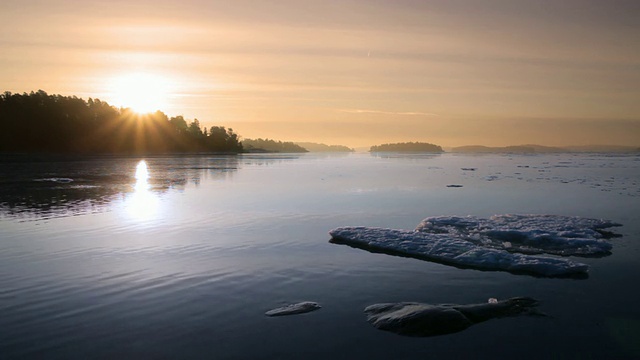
[150,156,240,189]
[0,155,241,220]
[238,154,303,167]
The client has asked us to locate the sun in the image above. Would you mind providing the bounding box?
[108,72,172,114]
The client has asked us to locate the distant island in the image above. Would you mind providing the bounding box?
[295,142,354,152]
[370,142,444,153]
[451,144,640,154]
[0,91,242,154]
[242,138,308,153]
[451,145,564,153]
[563,145,640,153]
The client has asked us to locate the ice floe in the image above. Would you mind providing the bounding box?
[329,214,622,277]
[416,214,620,256]
[364,297,543,337]
[330,227,589,277]
[265,301,321,316]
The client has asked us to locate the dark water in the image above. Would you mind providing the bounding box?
[1,153,639,359]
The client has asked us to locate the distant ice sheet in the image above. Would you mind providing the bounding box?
[329,214,622,277]
[416,214,620,256]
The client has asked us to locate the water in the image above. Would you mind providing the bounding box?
[1,153,639,359]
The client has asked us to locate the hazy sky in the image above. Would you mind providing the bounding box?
[1,0,639,147]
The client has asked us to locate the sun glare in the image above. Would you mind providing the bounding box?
[108,73,172,114]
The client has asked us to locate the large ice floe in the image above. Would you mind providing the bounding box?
[364,297,544,337]
[329,214,622,277]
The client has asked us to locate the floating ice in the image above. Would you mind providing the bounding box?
[330,214,622,277]
[416,214,621,256]
[34,177,74,183]
[330,227,589,277]
[364,297,542,337]
[265,301,321,316]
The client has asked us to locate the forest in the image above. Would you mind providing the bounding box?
[0,91,242,154]
[370,142,444,153]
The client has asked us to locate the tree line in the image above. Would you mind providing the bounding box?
[0,90,242,154]
[242,138,308,153]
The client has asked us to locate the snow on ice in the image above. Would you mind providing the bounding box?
[330,214,622,277]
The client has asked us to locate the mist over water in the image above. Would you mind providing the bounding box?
[1,153,639,359]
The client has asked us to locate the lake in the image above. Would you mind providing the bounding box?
[1,152,639,359]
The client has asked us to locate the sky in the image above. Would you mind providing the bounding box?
[1,0,639,148]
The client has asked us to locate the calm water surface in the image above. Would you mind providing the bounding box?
[1,153,639,359]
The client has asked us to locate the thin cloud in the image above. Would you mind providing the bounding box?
[338,109,438,117]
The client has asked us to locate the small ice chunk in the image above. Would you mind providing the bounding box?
[364,297,541,337]
[34,177,74,183]
[265,301,321,316]
[488,298,498,303]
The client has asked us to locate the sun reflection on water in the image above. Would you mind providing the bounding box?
[126,160,160,221]
[135,160,151,191]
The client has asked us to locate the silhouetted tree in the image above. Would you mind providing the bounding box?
[188,119,204,138]
[208,126,243,152]
[169,116,188,135]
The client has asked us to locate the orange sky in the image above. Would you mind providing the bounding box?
[1,0,639,147]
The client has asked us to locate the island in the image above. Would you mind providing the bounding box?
[370,142,444,153]
[451,144,640,154]
[242,138,308,153]
[295,142,354,152]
